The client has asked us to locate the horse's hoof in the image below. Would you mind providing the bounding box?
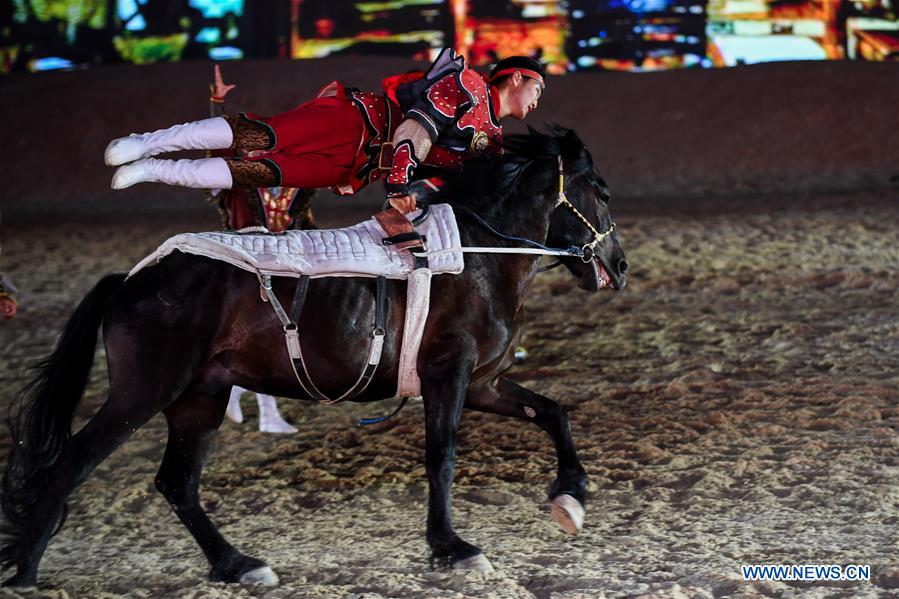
[452,553,494,572]
[2,572,36,588]
[549,494,584,535]
[239,566,279,586]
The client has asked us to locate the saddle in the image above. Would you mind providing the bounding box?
[130,204,465,405]
[129,204,463,280]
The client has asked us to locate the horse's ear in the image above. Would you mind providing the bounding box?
[544,122,568,137]
[594,170,612,203]
[559,128,586,161]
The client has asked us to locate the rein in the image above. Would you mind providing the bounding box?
[257,155,614,422]
[414,157,615,265]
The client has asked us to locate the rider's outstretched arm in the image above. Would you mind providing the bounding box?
[383,119,433,212]
[384,119,432,198]
[205,65,237,224]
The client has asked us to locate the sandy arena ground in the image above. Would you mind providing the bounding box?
[0,187,897,598]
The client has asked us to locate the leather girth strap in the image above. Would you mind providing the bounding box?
[261,274,388,404]
[374,205,431,271]
[375,207,424,251]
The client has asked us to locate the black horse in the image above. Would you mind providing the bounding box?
[1,126,628,586]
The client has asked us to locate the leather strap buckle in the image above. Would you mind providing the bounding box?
[378,142,395,170]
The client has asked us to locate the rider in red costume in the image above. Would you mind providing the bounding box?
[0,274,16,320]
[105,49,546,213]
[204,65,317,231]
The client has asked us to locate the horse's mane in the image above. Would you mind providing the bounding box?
[431,124,599,214]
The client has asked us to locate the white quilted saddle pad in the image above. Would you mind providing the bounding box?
[130,203,464,279]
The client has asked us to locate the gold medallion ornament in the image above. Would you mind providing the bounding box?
[470,131,489,154]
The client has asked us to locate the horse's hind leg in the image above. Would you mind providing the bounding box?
[154,386,278,586]
[465,376,587,535]
[3,391,165,586]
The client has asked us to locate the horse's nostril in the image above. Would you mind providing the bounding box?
[618,259,629,275]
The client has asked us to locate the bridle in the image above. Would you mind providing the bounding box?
[554,157,616,264]
[412,155,616,266]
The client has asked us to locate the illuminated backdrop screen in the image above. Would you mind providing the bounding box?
[1,0,896,74]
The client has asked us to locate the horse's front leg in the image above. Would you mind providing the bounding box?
[466,376,587,535]
[419,348,494,572]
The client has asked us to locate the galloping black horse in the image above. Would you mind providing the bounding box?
[1,126,627,586]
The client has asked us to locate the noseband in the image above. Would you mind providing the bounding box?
[555,157,615,263]
[412,155,616,265]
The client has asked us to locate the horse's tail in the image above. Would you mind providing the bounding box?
[0,273,126,569]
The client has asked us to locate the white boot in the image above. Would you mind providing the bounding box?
[111,157,233,190]
[104,117,233,166]
[257,393,297,434]
[226,386,245,424]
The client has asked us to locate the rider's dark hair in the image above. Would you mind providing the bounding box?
[489,56,546,87]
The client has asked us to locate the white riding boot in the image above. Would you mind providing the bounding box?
[111,157,233,190]
[226,386,246,424]
[104,117,233,166]
[257,393,297,434]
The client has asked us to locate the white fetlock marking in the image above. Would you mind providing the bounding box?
[550,494,585,535]
[239,566,279,586]
[452,554,495,572]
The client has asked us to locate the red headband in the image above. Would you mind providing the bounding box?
[488,68,545,88]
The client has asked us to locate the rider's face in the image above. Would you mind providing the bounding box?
[502,73,544,120]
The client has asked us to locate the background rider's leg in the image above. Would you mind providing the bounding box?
[256,394,297,434]
[225,386,245,423]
